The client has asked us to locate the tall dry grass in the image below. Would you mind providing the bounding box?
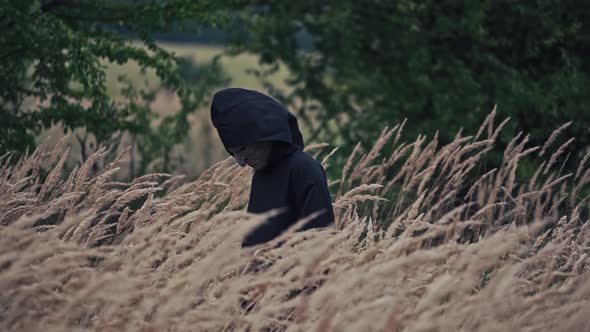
[1,111,589,331]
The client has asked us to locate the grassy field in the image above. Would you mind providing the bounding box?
[2,111,589,331]
[41,42,293,176]
[105,42,291,98]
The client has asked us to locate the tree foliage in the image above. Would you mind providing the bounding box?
[232,0,590,176]
[0,0,233,174]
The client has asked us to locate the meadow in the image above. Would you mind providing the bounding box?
[40,42,291,176]
[104,42,291,96]
[1,110,589,331]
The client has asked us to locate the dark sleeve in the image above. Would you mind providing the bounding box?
[242,214,287,247]
[292,172,335,231]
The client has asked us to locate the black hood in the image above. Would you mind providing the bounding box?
[210,88,304,163]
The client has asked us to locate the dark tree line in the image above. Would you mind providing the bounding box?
[3,1,590,179]
[229,0,590,178]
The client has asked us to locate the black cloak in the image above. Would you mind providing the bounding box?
[210,88,335,246]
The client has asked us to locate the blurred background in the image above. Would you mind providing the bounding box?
[2,0,590,181]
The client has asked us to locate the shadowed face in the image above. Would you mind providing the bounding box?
[227,141,273,171]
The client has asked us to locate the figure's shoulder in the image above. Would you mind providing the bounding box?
[287,149,319,166]
[286,150,326,179]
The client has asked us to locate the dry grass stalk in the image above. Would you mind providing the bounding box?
[538,121,572,157]
[575,148,590,180]
[544,137,575,175]
[321,146,340,170]
[474,105,497,141]
[465,168,497,200]
[304,143,330,152]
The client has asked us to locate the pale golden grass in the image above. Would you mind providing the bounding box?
[1,110,590,331]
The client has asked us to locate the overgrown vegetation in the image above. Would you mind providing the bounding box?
[1,112,589,331]
[0,0,233,174]
[232,0,590,178]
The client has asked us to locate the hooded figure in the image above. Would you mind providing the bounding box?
[210,88,335,247]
